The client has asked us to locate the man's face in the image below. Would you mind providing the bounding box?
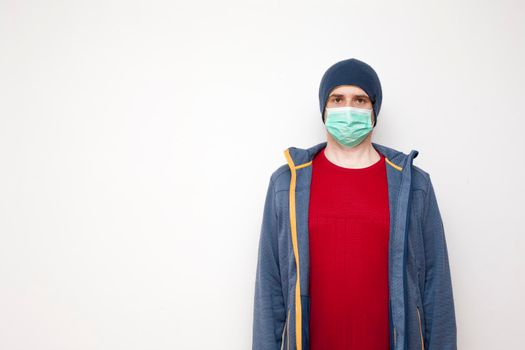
[323,85,375,125]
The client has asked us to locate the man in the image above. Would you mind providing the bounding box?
[252,58,457,350]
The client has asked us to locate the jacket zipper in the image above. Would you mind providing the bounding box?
[284,148,306,350]
[393,325,397,347]
[416,306,424,350]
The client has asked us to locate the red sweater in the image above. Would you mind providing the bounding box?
[308,147,390,349]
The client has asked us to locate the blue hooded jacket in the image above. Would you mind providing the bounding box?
[252,141,457,350]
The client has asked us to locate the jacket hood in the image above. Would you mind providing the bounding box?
[285,141,419,171]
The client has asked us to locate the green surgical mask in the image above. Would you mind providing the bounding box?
[324,106,373,148]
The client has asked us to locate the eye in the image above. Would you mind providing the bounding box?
[335,97,342,103]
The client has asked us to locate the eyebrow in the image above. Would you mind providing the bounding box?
[329,93,371,99]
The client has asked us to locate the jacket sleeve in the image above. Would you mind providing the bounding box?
[421,175,457,350]
[252,176,286,350]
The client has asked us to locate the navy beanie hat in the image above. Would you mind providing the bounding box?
[319,58,383,126]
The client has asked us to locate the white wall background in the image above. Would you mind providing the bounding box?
[1,0,524,349]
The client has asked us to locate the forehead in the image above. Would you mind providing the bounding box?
[329,85,368,97]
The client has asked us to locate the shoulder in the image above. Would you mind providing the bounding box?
[267,160,435,194]
[269,164,291,192]
[411,163,431,193]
